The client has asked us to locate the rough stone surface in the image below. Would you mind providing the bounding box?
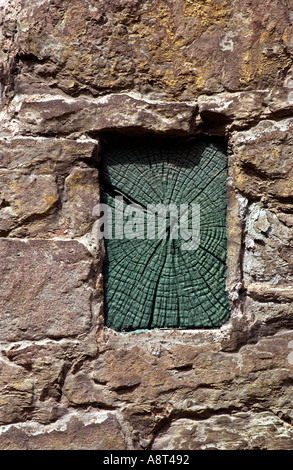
[0,171,58,232]
[0,0,293,451]
[244,204,293,286]
[63,167,100,237]
[12,0,292,100]
[152,413,293,450]
[230,119,293,201]
[0,137,100,237]
[0,137,98,171]
[0,239,94,341]
[0,411,128,450]
[16,94,198,136]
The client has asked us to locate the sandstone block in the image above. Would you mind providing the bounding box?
[0,172,58,233]
[63,167,100,236]
[18,94,198,135]
[231,119,293,200]
[243,204,293,286]
[0,411,128,450]
[0,239,93,341]
[15,0,291,99]
[0,360,34,425]
[0,137,98,173]
[152,412,293,450]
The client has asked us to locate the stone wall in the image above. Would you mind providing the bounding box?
[1,0,293,450]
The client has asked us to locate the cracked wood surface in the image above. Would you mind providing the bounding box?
[101,136,229,330]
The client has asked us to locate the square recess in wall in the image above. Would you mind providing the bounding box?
[98,135,230,332]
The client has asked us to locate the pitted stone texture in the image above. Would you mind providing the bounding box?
[14,0,292,100]
[0,239,93,341]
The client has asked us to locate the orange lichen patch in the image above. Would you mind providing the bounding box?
[233,166,247,192]
[155,2,177,41]
[161,68,177,87]
[65,168,98,192]
[129,4,177,64]
[127,1,214,93]
[9,176,58,218]
[183,0,231,27]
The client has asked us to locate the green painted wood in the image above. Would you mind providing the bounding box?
[100,136,230,331]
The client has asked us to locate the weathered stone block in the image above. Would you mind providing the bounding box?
[0,171,58,233]
[198,91,267,126]
[0,411,128,450]
[63,372,117,408]
[63,167,99,236]
[152,412,293,450]
[0,137,99,236]
[0,239,94,341]
[0,137,98,172]
[243,297,293,333]
[243,204,293,286]
[17,94,198,135]
[230,119,293,200]
[14,0,291,99]
[0,360,34,425]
